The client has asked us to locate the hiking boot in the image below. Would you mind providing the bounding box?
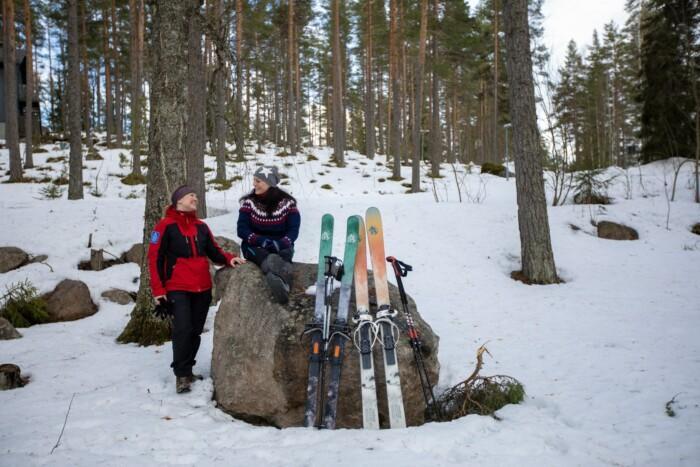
[260,254,280,274]
[176,376,191,394]
[262,254,294,286]
[265,272,290,304]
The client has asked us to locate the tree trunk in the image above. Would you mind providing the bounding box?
[331,0,345,165]
[111,0,123,147]
[118,0,191,346]
[287,0,296,155]
[255,33,262,151]
[479,78,485,163]
[294,23,302,149]
[235,0,245,161]
[81,0,93,156]
[23,0,34,169]
[48,16,56,133]
[411,0,428,192]
[130,0,143,176]
[3,0,22,182]
[274,36,281,146]
[429,2,440,180]
[364,0,376,160]
[389,0,401,179]
[67,0,83,199]
[103,8,112,146]
[60,40,69,133]
[377,65,385,155]
[214,0,227,181]
[186,0,207,218]
[503,0,558,284]
[493,0,499,164]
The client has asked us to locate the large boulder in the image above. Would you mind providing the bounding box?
[210,237,241,304]
[212,262,440,429]
[101,288,135,305]
[0,364,27,390]
[0,247,29,273]
[214,236,241,256]
[44,280,98,322]
[0,317,21,340]
[597,221,639,241]
[691,223,700,236]
[122,243,144,265]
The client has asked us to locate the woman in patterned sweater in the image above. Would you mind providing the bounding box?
[237,165,301,303]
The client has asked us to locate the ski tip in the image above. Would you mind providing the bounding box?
[366,207,379,217]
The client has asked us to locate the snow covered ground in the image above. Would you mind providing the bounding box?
[1,142,698,466]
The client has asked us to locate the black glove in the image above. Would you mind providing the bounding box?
[153,297,172,320]
[261,238,281,253]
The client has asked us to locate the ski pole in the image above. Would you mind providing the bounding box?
[386,256,442,421]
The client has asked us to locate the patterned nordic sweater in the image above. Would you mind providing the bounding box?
[237,195,301,249]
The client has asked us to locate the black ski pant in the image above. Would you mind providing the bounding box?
[241,245,294,267]
[167,290,212,377]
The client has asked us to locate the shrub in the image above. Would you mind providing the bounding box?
[85,149,103,160]
[52,176,69,185]
[436,345,525,422]
[480,162,506,176]
[209,178,233,190]
[0,280,49,328]
[320,184,333,190]
[121,173,146,185]
[306,154,319,161]
[573,169,614,205]
[39,183,64,199]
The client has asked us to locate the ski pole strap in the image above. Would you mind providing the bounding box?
[386,256,412,277]
[324,256,344,280]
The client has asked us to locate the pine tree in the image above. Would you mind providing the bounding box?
[503,0,558,284]
[186,0,207,218]
[554,40,586,165]
[23,0,34,169]
[129,0,144,177]
[119,0,192,346]
[4,0,23,182]
[67,0,83,200]
[331,0,345,165]
[639,0,698,162]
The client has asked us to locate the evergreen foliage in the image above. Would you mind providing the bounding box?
[638,0,699,162]
[0,280,50,328]
[572,168,615,205]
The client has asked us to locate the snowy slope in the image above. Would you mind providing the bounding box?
[0,142,698,466]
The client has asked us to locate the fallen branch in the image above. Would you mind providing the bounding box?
[436,344,524,421]
[50,392,76,455]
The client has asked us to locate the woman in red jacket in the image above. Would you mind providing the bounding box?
[148,185,246,393]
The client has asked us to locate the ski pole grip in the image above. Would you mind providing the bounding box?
[386,256,411,277]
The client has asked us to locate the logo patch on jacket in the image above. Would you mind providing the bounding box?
[150,231,160,244]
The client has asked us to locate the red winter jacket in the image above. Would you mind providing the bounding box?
[148,206,236,296]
